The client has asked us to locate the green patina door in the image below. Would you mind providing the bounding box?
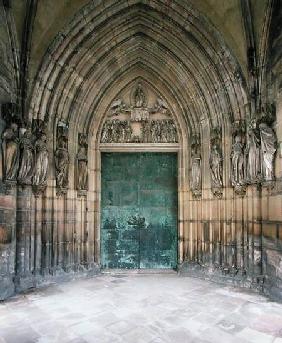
[101,152,178,269]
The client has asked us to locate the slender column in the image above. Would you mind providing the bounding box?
[15,185,34,290]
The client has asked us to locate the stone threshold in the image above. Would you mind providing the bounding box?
[102,268,178,275]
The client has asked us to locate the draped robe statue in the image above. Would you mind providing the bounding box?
[134,84,146,107]
[231,135,245,186]
[246,125,260,183]
[18,127,34,185]
[210,144,223,189]
[77,135,88,191]
[33,134,49,188]
[2,123,19,182]
[54,138,69,191]
[191,141,201,196]
[259,123,276,181]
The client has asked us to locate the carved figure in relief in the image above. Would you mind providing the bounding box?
[210,144,223,189]
[18,126,35,185]
[124,121,132,142]
[166,120,178,143]
[100,84,179,144]
[259,122,277,181]
[77,134,88,191]
[151,121,158,143]
[101,120,133,143]
[2,122,19,182]
[111,120,120,143]
[33,133,49,187]
[130,108,150,122]
[154,98,169,114]
[161,121,168,143]
[246,121,260,183]
[134,83,146,108]
[141,121,151,143]
[231,134,245,186]
[109,99,127,116]
[107,120,113,143]
[101,121,109,143]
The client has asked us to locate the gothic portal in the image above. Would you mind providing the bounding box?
[0,0,281,303]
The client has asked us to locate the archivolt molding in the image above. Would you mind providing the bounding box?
[28,0,249,142]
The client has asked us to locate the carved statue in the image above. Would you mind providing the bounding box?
[101,120,133,143]
[154,98,169,114]
[151,121,156,143]
[163,120,169,143]
[134,83,146,108]
[246,121,260,183]
[111,120,119,142]
[259,122,277,181]
[142,121,151,143]
[101,121,109,143]
[191,135,201,198]
[231,134,245,186]
[78,160,88,191]
[210,143,223,190]
[167,120,178,143]
[33,133,49,188]
[77,134,88,192]
[54,137,69,192]
[2,122,19,182]
[151,120,162,143]
[18,126,35,185]
[124,121,132,142]
[109,99,127,116]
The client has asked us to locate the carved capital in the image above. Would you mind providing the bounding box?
[234,184,246,197]
[212,187,223,199]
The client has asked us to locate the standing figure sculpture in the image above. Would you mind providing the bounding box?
[142,121,151,143]
[191,135,201,198]
[2,122,19,182]
[230,134,245,186]
[134,83,146,108]
[210,143,223,194]
[125,121,132,142]
[33,133,49,189]
[259,122,277,181]
[18,126,35,185]
[101,121,109,143]
[54,137,69,194]
[77,134,88,192]
[246,122,260,183]
[169,121,178,143]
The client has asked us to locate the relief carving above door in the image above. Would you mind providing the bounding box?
[100,82,178,144]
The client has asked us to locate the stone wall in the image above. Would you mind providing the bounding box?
[0,2,18,300]
[261,0,282,301]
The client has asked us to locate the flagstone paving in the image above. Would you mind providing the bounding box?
[0,273,282,343]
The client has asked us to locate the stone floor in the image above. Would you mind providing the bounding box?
[1,273,282,343]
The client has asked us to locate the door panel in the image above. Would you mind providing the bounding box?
[101,152,178,269]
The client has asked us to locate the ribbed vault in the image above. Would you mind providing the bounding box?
[29,0,249,141]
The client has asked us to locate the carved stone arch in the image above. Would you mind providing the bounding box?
[29,0,249,129]
[25,0,252,277]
